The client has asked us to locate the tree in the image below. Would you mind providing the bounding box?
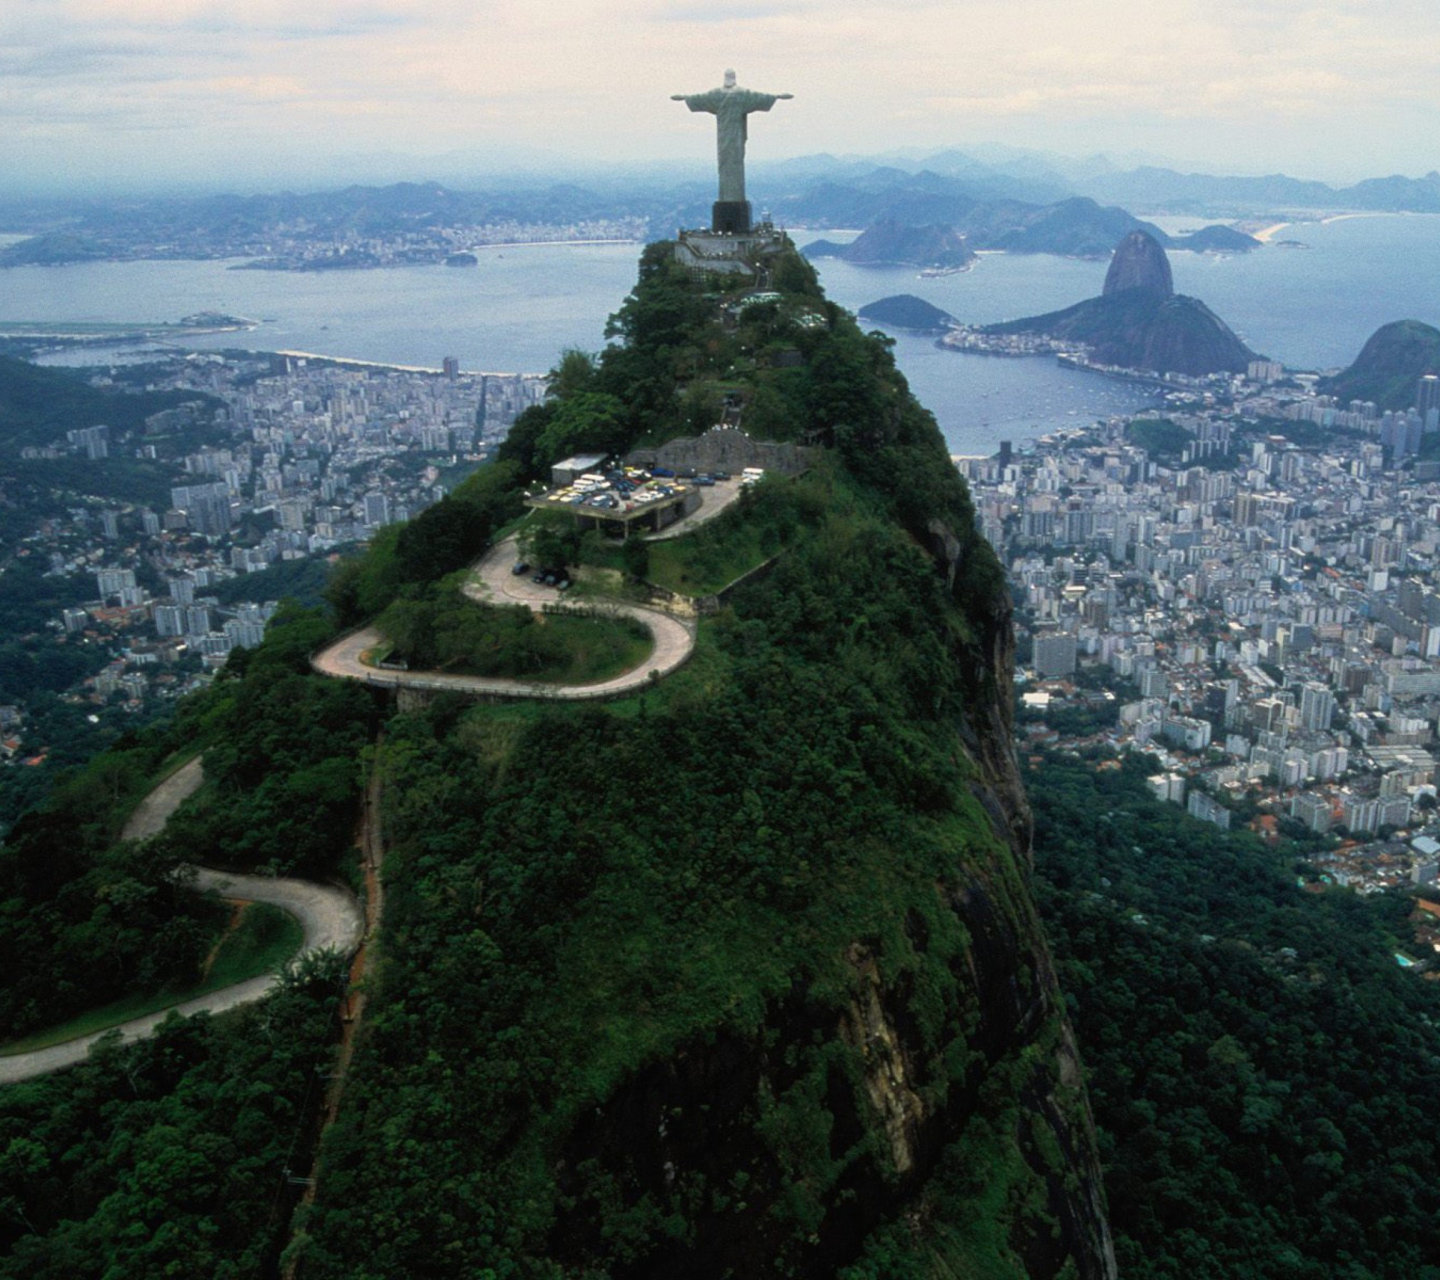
[536,392,630,469]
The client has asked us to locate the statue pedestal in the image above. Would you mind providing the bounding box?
[674,222,786,279]
[712,201,752,234]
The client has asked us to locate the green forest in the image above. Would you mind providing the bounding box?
[1031,752,1440,1278]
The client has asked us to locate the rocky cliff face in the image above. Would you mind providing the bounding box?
[1103,229,1174,297]
[539,512,1119,1280]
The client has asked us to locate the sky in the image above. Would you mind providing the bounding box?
[3,0,1439,194]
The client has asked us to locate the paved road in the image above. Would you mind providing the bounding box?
[0,763,364,1086]
[121,755,205,841]
[312,537,695,700]
[646,476,743,541]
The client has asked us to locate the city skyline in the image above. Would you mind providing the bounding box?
[2,0,1439,195]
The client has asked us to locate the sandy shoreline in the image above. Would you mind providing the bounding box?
[1249,210,1413,243]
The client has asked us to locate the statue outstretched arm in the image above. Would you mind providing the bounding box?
[735,90,793,113]
[671,91,722,114]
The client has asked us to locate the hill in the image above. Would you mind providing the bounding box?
[1319,319,1440,410]
[858,294,958,332]
[289,239,1117,1279]
[986,231,1256,377]
[804,217,975,269]
[1170,224,1260,253]
[0,356,225,545]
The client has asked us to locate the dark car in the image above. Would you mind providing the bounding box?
[511,561,530,576]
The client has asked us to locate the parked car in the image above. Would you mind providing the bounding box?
[511,561,530,576]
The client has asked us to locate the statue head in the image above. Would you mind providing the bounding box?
[724,69,736,88]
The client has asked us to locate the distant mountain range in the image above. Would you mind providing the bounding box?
[0,149,1433,270]
[1076,167,1440,216]
[755,150,1440,217]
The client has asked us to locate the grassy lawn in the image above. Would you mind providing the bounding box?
[450,611,654,685]
[645,525,771,596]
[0,902,304,1056]
[602,623,730,719]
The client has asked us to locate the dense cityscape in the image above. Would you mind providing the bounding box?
[964,362,1440,921]
[0,353,545,769]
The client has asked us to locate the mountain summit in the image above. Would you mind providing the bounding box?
[1102,229,1174,298]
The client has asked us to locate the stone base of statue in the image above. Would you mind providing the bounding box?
[674,221,787,279]
[711,200,752,235]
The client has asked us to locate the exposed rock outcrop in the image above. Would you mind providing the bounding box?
[1102,229,1174,297]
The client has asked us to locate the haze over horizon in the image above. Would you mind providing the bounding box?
[3,0,1439,197]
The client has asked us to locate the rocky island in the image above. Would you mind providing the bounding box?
[857,293,958,332]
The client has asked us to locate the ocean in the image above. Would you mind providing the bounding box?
[5,213,1437,457]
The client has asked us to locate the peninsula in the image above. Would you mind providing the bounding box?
[961,230,1257,378]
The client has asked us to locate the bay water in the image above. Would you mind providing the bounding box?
[4,213,1437,457]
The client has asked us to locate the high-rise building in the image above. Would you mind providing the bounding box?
[1292,792,1332,833]
[1299,682,1335,733]
[154,605,186,638]
[1418,374,1440,429]
[364,492,391,527]
[95,568,137,600]
[1033,632,1077,678]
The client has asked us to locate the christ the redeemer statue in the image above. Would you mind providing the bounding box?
[672,69,792,234]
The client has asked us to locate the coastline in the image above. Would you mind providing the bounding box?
[271,349,534,378]
[1251,221,1292,243]
[1249,209,1429,244]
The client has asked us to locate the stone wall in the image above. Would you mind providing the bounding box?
[628,426,817,478]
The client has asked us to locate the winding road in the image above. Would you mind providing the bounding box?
[5,516,709,1084]
[0,758,365,1085]
[311,536,695,699]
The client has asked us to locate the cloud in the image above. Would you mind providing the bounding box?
[3,0,1439,188]
[0,39,153,79]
